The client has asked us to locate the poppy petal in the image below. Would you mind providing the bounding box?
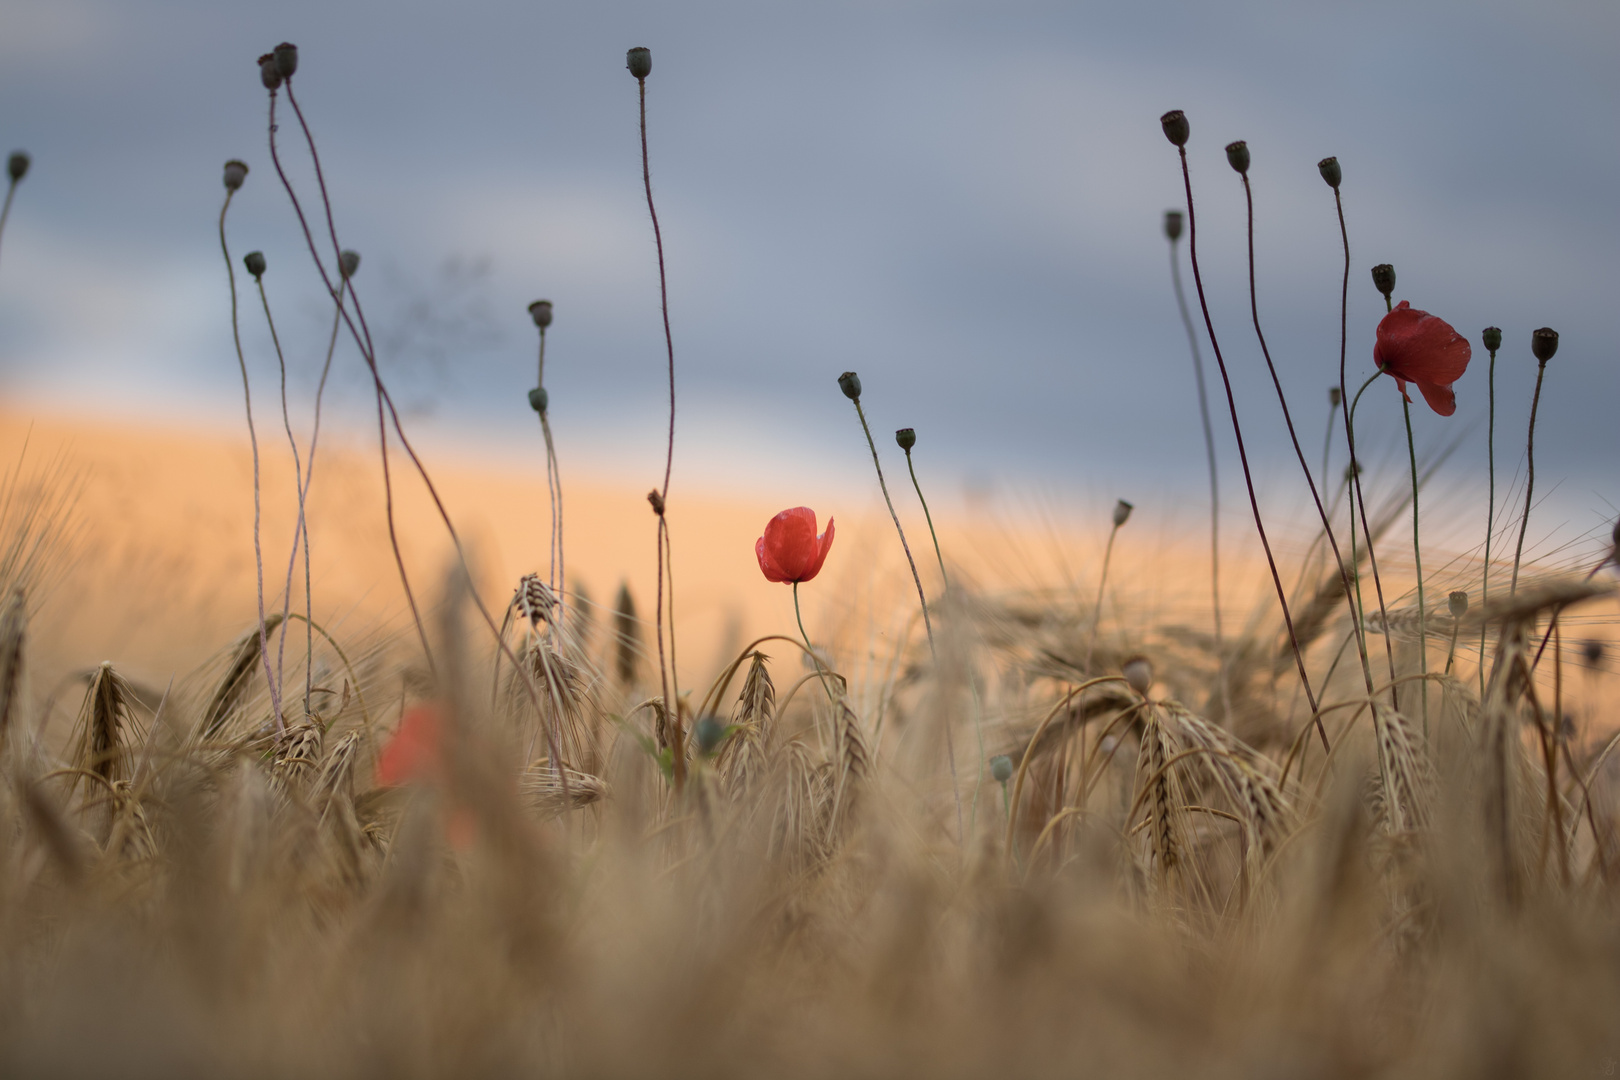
[800,516,835,582]
[756,536,790,583]
[763,507,818,582]
[1415,380,1457,417]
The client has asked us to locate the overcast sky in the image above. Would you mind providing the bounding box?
[1,0,1615,554]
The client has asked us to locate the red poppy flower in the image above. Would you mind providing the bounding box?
[1373,301,1472,417]
[756,507,835,584]
[377,703,445,787]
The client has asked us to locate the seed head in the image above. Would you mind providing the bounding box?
[895,427,916,451]
[1531,327,1558,364]
[1112,499,1134,528]
[1159,110,1189,147]
[1318,156,1342,188]
[223,159,248,191]
[1370,264,1396,301]
[8,151,31,183]
[273,42,298,79]
[1163,209,1183,241]
[258,53,281,91]
[528,299,553,329]
[647,489,665,516]
[243,251,266,279]
[1583,640,1604,667]
[837,371,862,401]
[339,250,361,279]
[627,46,652,80]
[1225,140,1250,175]
[1329,386,1342,408]
[1448,590,1468,618]
[1482,326,1502,353]
[1122,655,1153,697]
[528,387,548,414]
[990,755,1014,784]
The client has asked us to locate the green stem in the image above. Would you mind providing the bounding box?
[1480,345,1496,696]
[793,580,836,703]
[1402,394,1429,736]
[1345,371,1382,633]
[905,449,947,586]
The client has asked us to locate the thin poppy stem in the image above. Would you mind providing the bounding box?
[1168,228,1223,652]
[1176,145,1326,751]
[1333,186,1399,706]
[793,581,837,703]
[1511,358,1550,595]
[219,189,281,735]
[1401,393,1430,736]
[1084,521,1119,675]
[303,279,346,719]
[254,274,311,720]
[536,323,565,635]
[1240,172,1374,700]
[0,175,19,274]
[904,448,947,587]
[1321,397,1337,496]
[850,394,961,842]
[1481,341,1497,696]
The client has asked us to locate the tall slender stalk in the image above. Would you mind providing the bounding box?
[1083,514,1124,675]
[530,302,565,635]
[1512,329,1560,593]
[629,47,683,789]
[1165,211,1222,650]
[218,188,281,733]
[1162,114,1326,751]
[1401,393,1430,734]
[0,152,27,273]
[1232,148,1374,701]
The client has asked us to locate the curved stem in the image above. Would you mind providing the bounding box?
[255,276,309,719]
[1084,523,1119,674]
[793,581,836,703]
[1241,173,1374,699]
[1481,344,1497,695]
[1169,235,1222,652]
[219,190,281,734]
[904,449,947,586]
[1177,147,1325,751]
[1511,361,1549,594]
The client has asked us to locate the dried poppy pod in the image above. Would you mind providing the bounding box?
[1160,109,1189,147]
[1329,386,1342,408]
[1113,499,1134,528]
[243,251,266,279]
[990,754,1014,784]
[339,250,360,279]
[1482,326,1502,353]
[1121,655,1153,697]
[528,299,553,329]
[626,46,652,79]
[1448,590,1469,618]
[1225,140,1250,175]
[895,427,916,451]
[1371,263,1396,302]
[1163,209,1183,241]
[528,387,548,414]
[1585,640,1605,666]
[837,371,861,401]
[258,52,281,90]
[1531,327,1559,364]
[1317,156,1342,188]
[222,159,248,191]
[273,42,298,79]
[6,151,28,182]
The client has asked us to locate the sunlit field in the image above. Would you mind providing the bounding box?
[1,40,1618,1078]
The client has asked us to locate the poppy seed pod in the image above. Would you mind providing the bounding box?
[1163,209,1183,241]
[837,371,861,401]
[339,250,360,279]
[1225,140,1250,175]
[1113,499,1134,528]
[1371,264,1396,301]
[1329,386,1343,408]
[694,715,727,756]
[1448,590,1469,618]
[528,299,553,329]
[1318,156,1342,188]
[1585,640,1605,666]
[1482,326,1502,353]
[243,251,266,279]
[258,53,281,90]
[895,428,916,451]
[626,46,652,79]
[1531,327,1558,364]
[8,151,30,182]
[990,755,1014,784]
[223,159,248,191]
[1160,110,1189,147]
[273,42,298,79]
[528,387,548,414]
[1122,656,1153,697]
